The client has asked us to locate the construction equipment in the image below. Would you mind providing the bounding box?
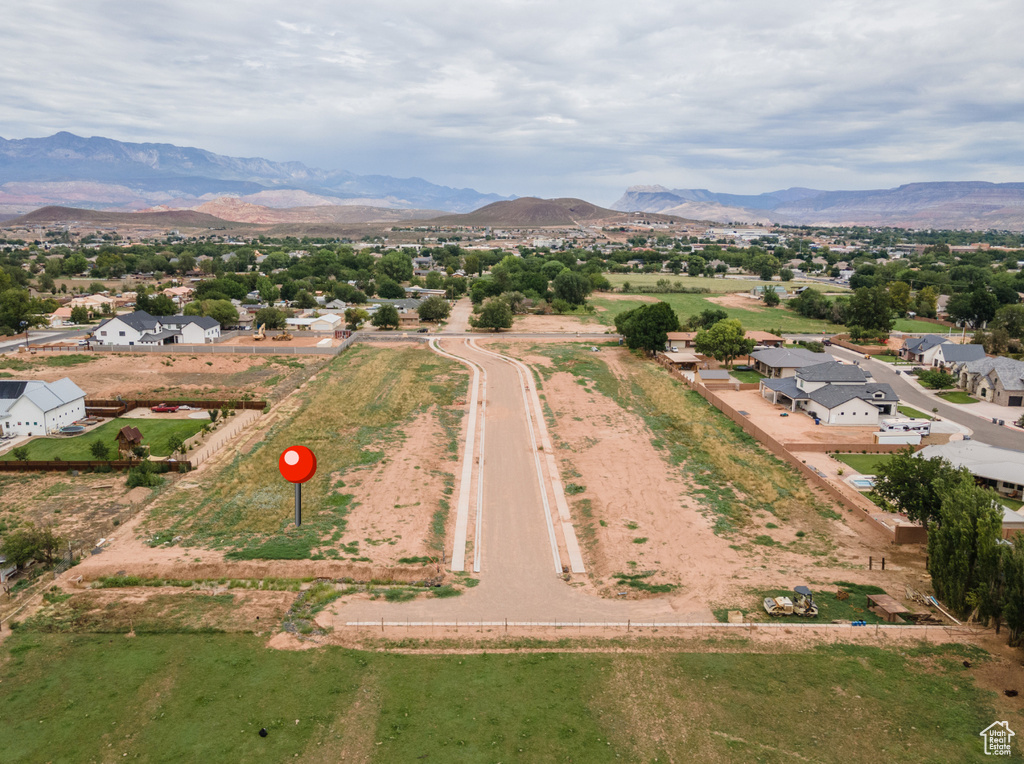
[764,586,819,617]
[271,331,293,342]
[252,324,266,341]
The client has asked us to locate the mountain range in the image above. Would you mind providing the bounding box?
[612,183,1024,230]
[0,132,509,215]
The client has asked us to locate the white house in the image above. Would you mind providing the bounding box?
[309,313,343,332]
[92,311,221,346]
[929,342,986,369]
[760,360,899,425]
[917,440,1024,499]
[0,378,87,437]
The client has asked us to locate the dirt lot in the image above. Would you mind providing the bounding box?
[714,387,881,445]
[0,350,323,400]
[707,292,766,310]
[508,314,612,333]
[220,334,342,348]
[505,342,930,617]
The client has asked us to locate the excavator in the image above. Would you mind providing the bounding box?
[252,324,266,341]
[271,330,293,342]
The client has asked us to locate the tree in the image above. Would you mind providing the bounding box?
[166,434,185,457]
[846,284,894,334]
[12,445,29,461]
[0,525,63,567]
[762,288,781,307]
[694,319,755,368]
[888,281,912,317]
[1003,543,1024,646]
[371,304,400,329]
[70,306,90,324]
[90,440,111,460]
[614,301,680,354]
[254,307,286,330]
[375,251,414,283]
[688,308,728,329]
[184,299,238,326]
[502,291,527,315]
[463,252,481,276]
[915,285,939,318]
[993,304,1024,338]
[344,307,369,331]
[425,271,445,289]
[778,268,794,282]
[873,450,962,527]
[375,276,406,299]
[948,288,1000,328]
[790,288,832,320]
[293,290,318,309]
[744,252,779,280]
[417,296,451,322]
[552,270,592,306]
[470,297,513,331]
[927,474,1003,619]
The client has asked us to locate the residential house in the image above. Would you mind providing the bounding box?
[161,285,195,306]
[760,360,899,425]
[898,334,949,363]
[69,293,116,312]
[958,356,1024,407]
[309,314,343,332]
[404,286,446,299]
[0,378,87,437]
[746,331,784,348]
[695,369,733,385]
[660,351,701,371]
[917,440,1024,499]
[929,342,986,369]
[92,311,221,346]
[47,306,74,327]
[749,347,836,378]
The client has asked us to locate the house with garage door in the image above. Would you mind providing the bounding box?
[929,342,986,369]
[898,334,949,363]
[92,310,220,346]
[759,360,899,425]
[958,356,1024,407]
[0,378,86,437]
[749,347,836,378]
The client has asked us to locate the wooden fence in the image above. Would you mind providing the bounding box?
[84,398,267,411]
[0,459,183,473]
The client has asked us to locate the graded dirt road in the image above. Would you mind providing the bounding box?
[332,339,680,626]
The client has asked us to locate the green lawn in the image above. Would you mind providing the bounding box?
[897,405,934,420]
[893,318,953,333]
[833,453,895,475]
[1,417,206,460]
[938,391,980,404]
[729,369,765,383]
[0,629,999,763]
[590,293,843,334]
[999,497,1024,511]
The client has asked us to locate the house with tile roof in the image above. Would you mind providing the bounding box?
[958,356,1024,407]
[760,360,899,425]
[0,378,86,437]
[92,310,221,346]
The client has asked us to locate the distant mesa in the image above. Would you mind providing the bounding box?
[6,205,235,228]
[422,197,690,227]
[0,131,510,216]
[613,181,1024,230]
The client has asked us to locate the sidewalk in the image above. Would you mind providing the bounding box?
[883,364,1021,426]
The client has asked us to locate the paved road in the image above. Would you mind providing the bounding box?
[829,345,1024,449]
[335,339,676,624]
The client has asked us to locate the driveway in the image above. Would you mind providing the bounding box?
[333,339,679,624]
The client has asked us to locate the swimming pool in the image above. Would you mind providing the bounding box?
[850,477,875,489]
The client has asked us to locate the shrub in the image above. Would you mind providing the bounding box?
[126,461,163,489]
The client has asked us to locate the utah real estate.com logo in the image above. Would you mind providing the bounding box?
[981,721,1014,756]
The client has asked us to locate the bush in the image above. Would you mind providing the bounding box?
[126,461,164,489]
[918,369,957,389]
[12,446,29,461]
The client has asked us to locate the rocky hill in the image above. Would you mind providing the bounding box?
[423,197,687,227]
[0,132,510,214]
[612,182,1024,230]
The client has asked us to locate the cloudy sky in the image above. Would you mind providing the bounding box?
[3,0,1023,204]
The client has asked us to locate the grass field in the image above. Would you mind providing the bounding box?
[833,453,896,475]
[1,417,205,460]
[0,627,1000,763]
[143,345,467,559]
[897,405,933,420]
[590,293,843,334]
[0,353,96,371]
[893,318,953,332]
[938,391,979,404]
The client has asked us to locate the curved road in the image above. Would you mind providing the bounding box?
[334,338,679,625]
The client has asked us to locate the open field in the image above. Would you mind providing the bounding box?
[604,273,848,293]
[833,453,896,475]
[1,417,205,460]
[0,351,323,401]
[0,625,1007,763]
[503,343,914,610]
[589,293,843,333]
[140,344,468,563]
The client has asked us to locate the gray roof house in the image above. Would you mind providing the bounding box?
[93,311,221,346]
[918,440,1024,498]
[899,334,949,362]
[929,342,986,368]
[0,378,87,437]
[760,360,898,425]
[750,347,836,378]
[959,356,1024,407]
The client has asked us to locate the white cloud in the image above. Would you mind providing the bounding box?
[1,0,1022,203]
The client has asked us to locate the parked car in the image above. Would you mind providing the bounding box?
[417,327,430,333]
[822,339,832,346]
[150,404,180,413]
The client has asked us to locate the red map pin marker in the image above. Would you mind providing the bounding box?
[279,446,317,527]
[279,446,317,484]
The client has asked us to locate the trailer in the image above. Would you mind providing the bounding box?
[879,417,931,436]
